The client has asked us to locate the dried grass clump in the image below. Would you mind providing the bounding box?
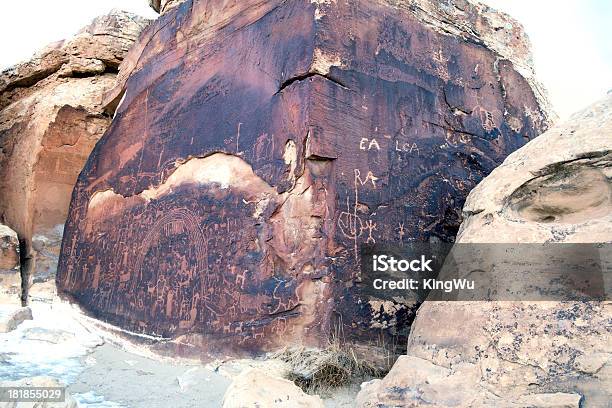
[271,344,387,393]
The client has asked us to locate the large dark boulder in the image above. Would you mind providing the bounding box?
[57,0,551,356]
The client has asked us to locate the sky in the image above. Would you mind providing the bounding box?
[0,0,610,120]
[0,1,157,65]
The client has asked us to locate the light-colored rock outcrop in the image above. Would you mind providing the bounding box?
[0,376,77,408]
[458,92,611,243]
[222,368,324,408]
[0,225,19,270]
[0,10,148,107]
[0,10,150,302]
[357,94,611,407]
[0,306,32,333]
[358,355,584,407]
[0,224,20,305]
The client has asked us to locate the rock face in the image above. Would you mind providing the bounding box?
[0,224,20,304]
[0,225,19,271]
[358,95,611,406]
[0,10,150,301]
[222,368,324,408]
[57,0,551,354]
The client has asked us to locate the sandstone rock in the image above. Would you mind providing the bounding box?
[222,368,324,408]
[357,355,498,407]
[0,376,77,408]
[0,306,33,333]
[0,224,19,270]
[0,10,149,108]
[357,358,577,407]
[515,393,583,408]
[0,11,150,302]
[0,224,20,305]
[31,229,63,285]
[57,58,106,78]
[20,327,75,344]
[361,95,611,407]
[148,0,188,14]
[67,10,149,69]
[58,0,550,355]
[396,0,555,123]
[458,93,611,243]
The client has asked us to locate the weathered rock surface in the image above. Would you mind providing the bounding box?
[0,224,20,304]
[0,10,148,108]
[58,0,550,355]
[148,0,187,15]
[0,376,77,408]
[358,354,585,407]
[358,95,612,406]
[458,93,611,243]
[0,224,19,270]
[0,306,33,333]
[222,368,324,408]
[0,10,150,302]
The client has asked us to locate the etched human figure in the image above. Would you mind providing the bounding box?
[361,219,377,244]
[398,222,406,245]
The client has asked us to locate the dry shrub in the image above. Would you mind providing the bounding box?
[271,344,388,394]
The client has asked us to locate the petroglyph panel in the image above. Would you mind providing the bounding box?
[58,0,550,354]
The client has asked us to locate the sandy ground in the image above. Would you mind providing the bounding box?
[0,299,360,407]
[69,344,358,407]
[68,343,231,407]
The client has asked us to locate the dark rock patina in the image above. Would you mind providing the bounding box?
[57,0,550,356]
